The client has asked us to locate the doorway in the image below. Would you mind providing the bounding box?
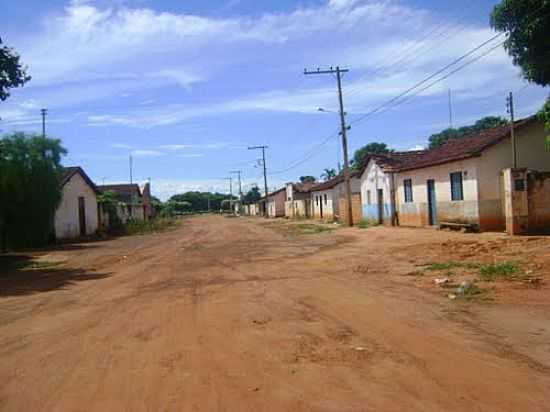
[319,196,323,219]
[427,180,437,226]
[78,197,86,236]
[377,189,384,224]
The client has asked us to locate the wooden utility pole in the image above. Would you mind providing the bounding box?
[304,66,353,226]
[40,108,47,138]
[506,92,517,168]
[230,170,243,214]
[248,146,269,198]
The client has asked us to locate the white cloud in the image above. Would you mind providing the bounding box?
[131,149,164,157]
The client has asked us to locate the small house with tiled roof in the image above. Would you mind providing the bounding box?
[364,115,549,231]
[311,171,361,221]
[267,187,286,218]
[55,166,100,239]
[360,151,426,225]
[98,183,152,223]
[285,182,316,218]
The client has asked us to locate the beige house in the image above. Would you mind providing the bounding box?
[311,171,361,221]
[98,183,153,223]
[267,188,286,218]
[285,182,315,218]
[55,167,99,240]
[362,116,549,231]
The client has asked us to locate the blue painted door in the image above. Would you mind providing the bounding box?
[427,180,437,226]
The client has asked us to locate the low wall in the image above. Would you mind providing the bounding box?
[339,194,362,225]
[528,171,550,234]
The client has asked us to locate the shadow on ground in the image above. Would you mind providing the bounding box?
[0,255,110,297]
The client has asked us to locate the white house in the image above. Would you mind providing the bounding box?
[360,152,424,224]
[285,182,315,218]
[311,171,361,221]
[360,116,549,231]
[393,116,549,231]
[55,167,99,240]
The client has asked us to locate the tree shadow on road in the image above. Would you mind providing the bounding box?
[0,255,110,297]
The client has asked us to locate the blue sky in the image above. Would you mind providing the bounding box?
[1,0,548,200]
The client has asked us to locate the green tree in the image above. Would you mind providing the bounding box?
[428,116,509,149]
[0,37,31,102]
[0,133,66,250]
[97,190,124,232]
[299,176,317,184]
[169,192,234,212]
[243,186,262,204]
[321,168,337,181]
[351,142,392,168]
[491,0,550,87]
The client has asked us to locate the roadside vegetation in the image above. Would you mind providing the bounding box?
[124,217,181,235]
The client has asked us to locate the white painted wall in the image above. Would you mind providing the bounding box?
[311,188,336,219]
[395,157,479,226]
[55,173,98,239]
[360,160,393,222]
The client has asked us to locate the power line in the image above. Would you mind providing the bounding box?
[349,35,505,127]
[344,0,478,99]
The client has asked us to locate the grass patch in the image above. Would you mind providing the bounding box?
[124,217,181,235]
[479,262,520,281]
[289,223,334,235]
[357,219,378,229]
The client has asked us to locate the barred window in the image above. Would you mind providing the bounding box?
[450,172,464,201]
[403,179,413,203]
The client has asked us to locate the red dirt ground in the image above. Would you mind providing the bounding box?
[1,215,549,411]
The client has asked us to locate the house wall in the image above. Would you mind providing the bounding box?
[527,171,550,234]
[311,189,336,220]
[395,158,480,227]
[55,173,98,239]
[268,191,286,217]
[361,160,393,223]
[338,193,362,225]
[477,122,550,230]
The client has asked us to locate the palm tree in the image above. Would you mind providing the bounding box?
[321,168,337,181]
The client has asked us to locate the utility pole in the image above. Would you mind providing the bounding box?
[448,89,453,129]
[40,108,48,138]
[129,155,133,184]
[248,146,269,198]
[224,177,233,213]
[305,66,353,226]
[506,92,517,168]
[230,170,243,200]
[230,170,243,214]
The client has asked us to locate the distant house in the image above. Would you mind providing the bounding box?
[360,152,425,225]
[285,182,316,218]
[55,167,100,240]
[360,116,549,231]
[98,183,153,223]
[267,187,286,218]
[311,171,361,221]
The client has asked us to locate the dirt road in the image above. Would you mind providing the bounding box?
[1,215,550,411]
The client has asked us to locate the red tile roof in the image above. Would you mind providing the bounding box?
[310,169,361,192]
[370,116,538,173]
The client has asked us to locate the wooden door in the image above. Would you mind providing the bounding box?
[78,197,86,236]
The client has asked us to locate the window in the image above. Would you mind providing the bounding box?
[367,190,371,205]
[450,172,464,201]
[324,194,327,205]
[403,179,413,203]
